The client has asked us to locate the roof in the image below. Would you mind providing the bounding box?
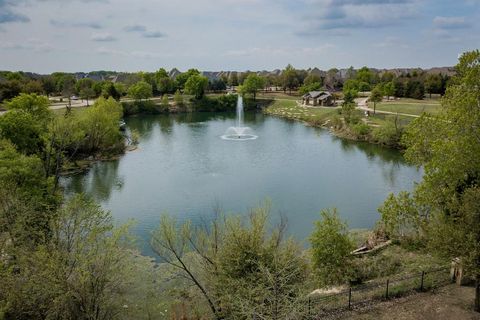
[303,91,332,99]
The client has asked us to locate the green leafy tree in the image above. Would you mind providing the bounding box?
[424,73,443,98]
[79,97,123,153]
[0,94,52,155]
[303,74,322,86]
[102,82,121,100]
[369,85,383,114]
[281,64,298,94]
[310,209,355,286]
[383,81,396,100]
[299,82,322,95]
[383,50,480,311]
[23,80,44,95]
[239,74,265,101]
[151,203,309,320]
[356,66,375,86]
[174,89,184,108]
[128,81,153,101]
[160,94,169,112]
[175,69,200,90]
[184,74,208,100]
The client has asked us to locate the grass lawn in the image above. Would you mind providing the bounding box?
[375,98,442,116]
[257,91,301,101]
[263,99,339,124]
[52,106,89,117]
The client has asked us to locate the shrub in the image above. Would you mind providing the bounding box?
[310,209,355,286]
[372,121,403,147]
[351,123,371,137]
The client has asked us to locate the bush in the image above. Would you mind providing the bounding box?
[351,123,371,137]
[372,121,403,147]
[310,209,355,286]
[122,100,158,115]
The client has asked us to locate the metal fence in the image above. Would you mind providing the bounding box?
[307,267,452,318]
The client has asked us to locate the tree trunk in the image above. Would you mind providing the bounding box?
[374,102,376,115]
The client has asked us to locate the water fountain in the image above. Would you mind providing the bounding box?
[221,96,258,140]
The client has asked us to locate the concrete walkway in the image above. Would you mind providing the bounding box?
[355,97,420,118]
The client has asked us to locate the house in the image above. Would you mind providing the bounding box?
[302,91,334,106]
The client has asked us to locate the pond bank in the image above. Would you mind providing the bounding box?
[262,99,405,149]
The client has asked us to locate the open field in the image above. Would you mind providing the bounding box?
[375,98,442,116]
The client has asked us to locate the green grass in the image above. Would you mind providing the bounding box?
[52,106,89,117]
[263,99,339,124]
[375,98,442,116]
[257,91,301,101]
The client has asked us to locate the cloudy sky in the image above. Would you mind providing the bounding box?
[0,0,478,73]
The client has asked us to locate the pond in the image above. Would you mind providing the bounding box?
[62,112,421,253]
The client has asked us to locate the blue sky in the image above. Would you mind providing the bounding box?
[0,0,478,73]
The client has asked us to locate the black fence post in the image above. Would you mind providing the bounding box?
[308,297,311,316]
[386,279,390,300]
[348,287,352,309]
[420,271,425,291]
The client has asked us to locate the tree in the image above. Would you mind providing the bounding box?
[102,82,121,100]
[175,69,200,90]
[0,195,162,320]
[79,97,123,153]
[281,64,298,94]
[184,74,208,100]
[80,87,96,106]
[383,50,480,311]
[356,66,374,86]
[299,82,322,95]
[310,209,355,286]
[228,72,239,87]
[0,94,52,155]
[424,73,443,98]
[151,204,309,320]
[23,80,44,95]
[128,81,153,101]
[160,94,169,112]
[303,74,322,86]
[370,85,383,114]
[239,74,265,101]
[383,81,396,100]
[174,89,184,109]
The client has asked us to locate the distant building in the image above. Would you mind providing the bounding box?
[302,91,334,106]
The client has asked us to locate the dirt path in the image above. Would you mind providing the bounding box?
[331,285,480,320]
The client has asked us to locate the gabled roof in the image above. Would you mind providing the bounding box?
[303,91,332,99]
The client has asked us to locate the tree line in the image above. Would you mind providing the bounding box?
[1,66,451,106]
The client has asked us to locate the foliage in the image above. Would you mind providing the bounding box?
[79,97,124,153]
[351,122,371,137]
[0,94,52,155]
[372,120,402,147]
[160,95,170,112]
[185,75,209,100]
[151,203,309,319]
[0,195,162,320]
[281,64,299,93]
[381,50,480,310]
[128,81,153,101]
[299,82,322,95]
[370,85,383,114]
[239,74,265,100]
[310,209,355,286]
[174,89,184,108]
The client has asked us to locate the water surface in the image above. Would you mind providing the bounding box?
[62,112,421,251]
